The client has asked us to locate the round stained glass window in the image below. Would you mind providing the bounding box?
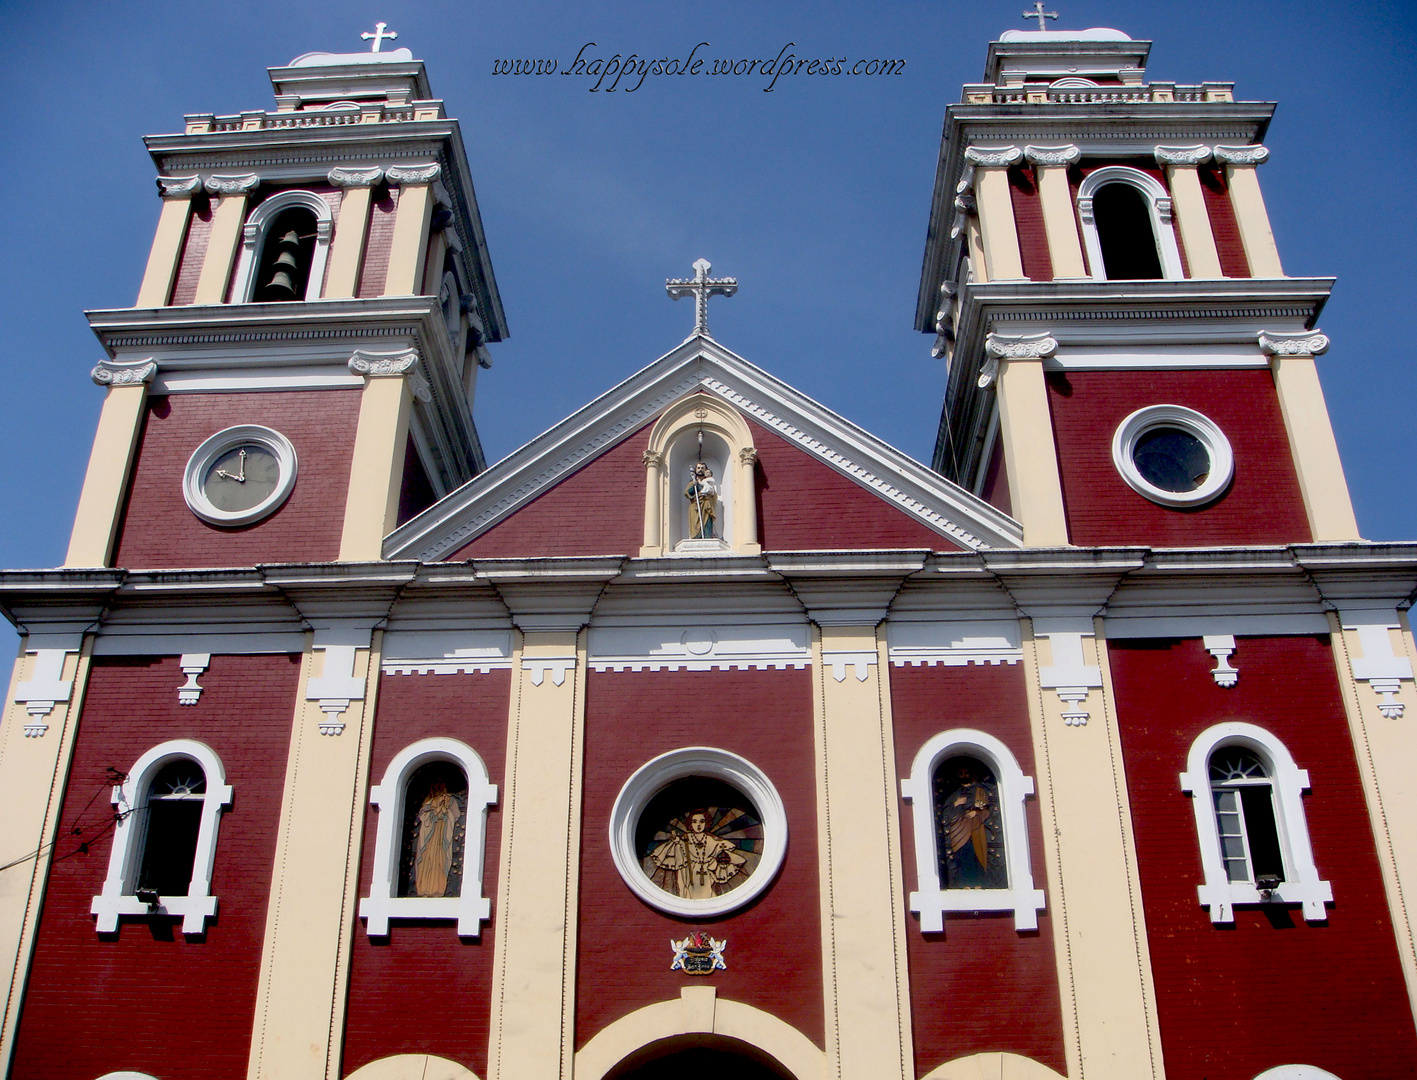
[1132,427,1211,493]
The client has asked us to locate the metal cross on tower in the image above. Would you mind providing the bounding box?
[1022,2,1059,30]
[361,22,398,52]
[666,259,738,338]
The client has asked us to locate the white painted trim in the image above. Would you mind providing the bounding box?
[344,1057,480,1080]
[1077,165,1184,280]
[608,747,788,919]
[153,367,365,393]
[1102,614,1330,639]
[1338,608,1414,720]
[92,632,306,656]
[1180,722,1332,923]
[887,619,1022,667]
[91,740,233,935]
[1252,1068,1341,1080]
[587,622,811,673]
[358,738,498,937]
[95,1073,162,1080]
[1111,404,1234,508]
[381,629,514,675]
[182,424,298,526]
[900,728,1045,932]
[231,189,333,303]
[1045,345,1270,370]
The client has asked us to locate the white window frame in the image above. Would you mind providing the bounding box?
[182,424,299,526]
[608,747,789,919]
[900,728,1046,932]
[1253,1068,1342,1080]
[358,737,498,937]
[91,740,232,935]
[231,189,333,302]
[1077,165,1185,281]
[1111,404,1234,508]
[1181,722,1332,923]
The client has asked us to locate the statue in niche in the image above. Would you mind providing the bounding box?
[932,756,1006,889]
[413,778,462,897]
[647,807,752,899]
[684,462,718,539]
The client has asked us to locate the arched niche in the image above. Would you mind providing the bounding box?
[344,1054,480,1080]
[921,1051,1067,1080]
[641,395,760,557]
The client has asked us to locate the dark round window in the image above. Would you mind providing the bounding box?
[1132,427,1211,492]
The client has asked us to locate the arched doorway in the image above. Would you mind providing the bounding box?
[605,1034,795,1080]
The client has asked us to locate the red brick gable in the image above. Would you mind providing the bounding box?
[444,413,963,560]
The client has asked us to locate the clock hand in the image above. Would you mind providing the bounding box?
[215,449,248,482]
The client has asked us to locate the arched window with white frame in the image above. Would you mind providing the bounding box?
[1077,166,1184,281]
[359,737,498,937]
[1181,722,1332,923]
[231,189,333,302]
[900,729,1045,932]
[91,740,232,935]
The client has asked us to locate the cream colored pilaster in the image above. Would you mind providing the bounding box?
[64,360,158,568]
[136,177,201,307]
[987,334,1068,547]
[383,164,440,296]
[772,559,920,1080]
[965,147,1025,281]
[246,573,408,1080]
[965,214,988,282]
[1315,599,1417,1024]
[422,229,449,297]
[337,351,420,561]
[1155,147,1223,279]
[0,600,113,1077]
[194,174,260,304]
[1214,145,1282,277]
[639,450,664,556]
[1025,145,1086,279]
[1016,611,1164,1080]
[1260,331,1361,541]
[324,167,383,299]
[485,564,617,1080]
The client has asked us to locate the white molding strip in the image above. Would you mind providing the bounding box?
[887,620,1023,667]
[587,623,811,673]
[381,630,514,675]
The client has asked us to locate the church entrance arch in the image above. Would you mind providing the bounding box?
[603,1036,794,1080]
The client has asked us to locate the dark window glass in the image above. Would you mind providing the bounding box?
[398,761,468,898]
[1209,746,1286,884]
[253,207,318,301]
[1133,427,1211,492]
[932,755,1007,889]
[1094,182,1164,279]
[137,759,206,896]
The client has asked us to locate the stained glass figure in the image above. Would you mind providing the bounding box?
[932,755,1007,889]
[638,777,762,900]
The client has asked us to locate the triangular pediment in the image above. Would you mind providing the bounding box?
[383,336,1023,560]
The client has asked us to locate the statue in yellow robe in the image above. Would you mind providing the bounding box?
[684,463,718,539]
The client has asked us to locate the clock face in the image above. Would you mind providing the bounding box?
[201,444,282,513]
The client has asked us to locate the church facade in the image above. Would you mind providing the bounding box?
[1,24,1415,1080]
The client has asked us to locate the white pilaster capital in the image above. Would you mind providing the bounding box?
[327,166,385,188]
[1258,329,1330,357]
[1024,144,1081,167]
[203,173,261,196]
[348,348,420,377]
[642,449,664,470]
[92,358,157,386]
[156,175,203,198]
[1153,144,1213,167]
[1213,144,1270,167]
[964,145,1023,169]
[985,330,1058,360]
[408,371,433,403]
[385,162,442,186]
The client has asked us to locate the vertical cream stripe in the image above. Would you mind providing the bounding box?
[1165,166,1223,279]
[323,186,373,300]
[136,196,192,307]
[1269,353,1361,541]
[1224,166,1283,277]
[195,194,250,304]
[995,359,1069,546]
[383,184,434,296]
[974,168,1025,280]
[337,376,414,561]
[64,384,150,568]
[1035,166,1087,279]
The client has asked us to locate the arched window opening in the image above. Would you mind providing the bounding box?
[397,760,469,899]
[1209,746,1285,887]
[1093,182,1163,279]
[137,759,207,898]
[932,755,1007,890]
[252,206,318,301]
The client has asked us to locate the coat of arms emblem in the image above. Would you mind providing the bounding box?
[669,931,727,975]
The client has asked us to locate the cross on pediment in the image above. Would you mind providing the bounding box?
[666,258,738,339]
[1023,2,1059,30]
[362,22,398,52]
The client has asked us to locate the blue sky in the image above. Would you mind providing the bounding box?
[0,0,1413,594]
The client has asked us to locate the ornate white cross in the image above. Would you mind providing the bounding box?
[1022,2,1059,30]
[361,22,398,52]
[666,258,738,338]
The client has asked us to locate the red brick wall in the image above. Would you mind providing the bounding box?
[357,186,399,298]
[1009,166,1054,282]
[113,389,360,568]
[979,440,1012,518]
[1046,368,1311,546]
[889,662,1066,1076]
[1199,166,1251,278]
[397,432,439,527]
[575,667,823,1050]
[169,198,213,306]
[10,653,299,1080]
[341,669,512,1080]
[1108,635,1417,1078]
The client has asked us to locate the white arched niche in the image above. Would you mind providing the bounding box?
[1077,165,1184,281]
[640,395,760,557]
[231,189,334,302]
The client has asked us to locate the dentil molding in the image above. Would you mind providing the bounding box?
[203,173,261,196]
[1258,329,1330,356]
[92,358,157,387]
[327,166,384,188]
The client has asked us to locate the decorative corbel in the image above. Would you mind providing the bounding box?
[1258,330,1330,357]
[349,347,420,378]
[1213,144,1270,167]
[156,175,203,198]
[979,331,1057,389]
[177,654,211,705]
[822,648,876,683]
[385,162,442,186]
[1024,144,1081,168]
[523,655,578,687]
[1153,145,1213,167]
[1037,626,1103,727]
[964,145,1023,169]
[91,358,157,387]
[203,173,261,196]
[1203,635,1238,687]
[1341,611,1413,720]
[327,166,385,188]
[306,629,373,733]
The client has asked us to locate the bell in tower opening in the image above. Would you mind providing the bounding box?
[254,207,318,301]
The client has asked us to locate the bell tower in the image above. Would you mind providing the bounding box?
[920,24,1357,548]
[64,39,507,570]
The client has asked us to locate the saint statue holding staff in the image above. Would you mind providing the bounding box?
[684,462,718,539]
